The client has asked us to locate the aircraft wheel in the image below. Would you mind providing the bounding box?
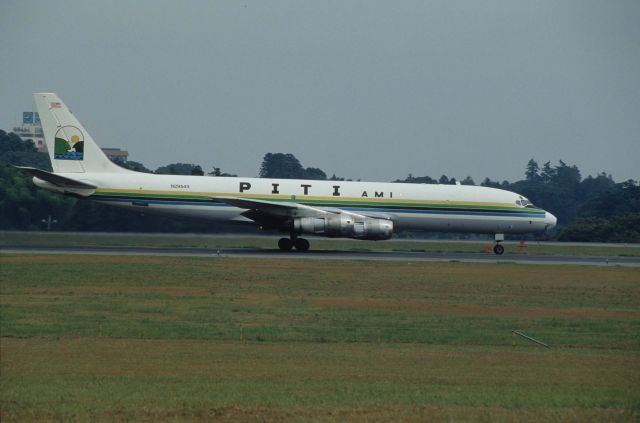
[294,238,310,252]
[278,237,293,251]
[493,244,505,255]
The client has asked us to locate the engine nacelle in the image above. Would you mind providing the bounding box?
[293,215,393,240]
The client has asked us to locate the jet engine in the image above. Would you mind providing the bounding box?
[293,215,393,240]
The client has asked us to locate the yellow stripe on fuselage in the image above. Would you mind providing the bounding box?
[94,187,516,208]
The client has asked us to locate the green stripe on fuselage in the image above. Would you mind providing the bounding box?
[91,191,543,214]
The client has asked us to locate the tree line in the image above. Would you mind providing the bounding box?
[1,129,638,242]
[394,160,639,242]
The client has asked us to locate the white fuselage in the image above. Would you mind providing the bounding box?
[40,172,556,235]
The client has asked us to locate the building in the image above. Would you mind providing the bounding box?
[101,148,129,162]
[13,112,46,153]
[14,111,129,161]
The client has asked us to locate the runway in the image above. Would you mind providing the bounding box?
[2,245,639,267]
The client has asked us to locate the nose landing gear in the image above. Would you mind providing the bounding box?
[493,233,505,255]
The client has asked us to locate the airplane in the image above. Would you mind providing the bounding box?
[18,93,557,255]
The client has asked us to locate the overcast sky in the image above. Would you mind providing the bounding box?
[1,0,639,182]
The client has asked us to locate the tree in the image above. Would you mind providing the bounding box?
[113,159,152,173]
[556,213,640,242]
[259,153,328,179]
[552,160,581,188]
[578,179,640,218]
[541,161,554,183]
[207,166,236,177]
[0,130,51,170]
[578,173,615,203]
[155,163,203,175]
[302,167,327,180]
[394,174,437,184]
[461,176,475,185]
[481,177,501,188]
[191,165,204,176]
[438,175,450,184]
[259,153,305,178]
[525,159,540,182]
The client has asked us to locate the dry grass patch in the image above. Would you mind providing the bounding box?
[26,286,211,297]
[3,338,638,385]
[315,298,640,319]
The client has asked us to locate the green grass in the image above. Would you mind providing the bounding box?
[2,230,639,256]
[1,255,639,421]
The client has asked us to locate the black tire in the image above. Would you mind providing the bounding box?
[493,244,505,255]
[294,238,310,252]
[278,237,293,251]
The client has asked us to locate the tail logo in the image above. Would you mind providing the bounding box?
[54,126,84,160]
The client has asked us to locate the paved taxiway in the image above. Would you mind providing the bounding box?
[2,245,639,267]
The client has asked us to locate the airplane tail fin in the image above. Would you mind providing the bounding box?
[34,93,125,174]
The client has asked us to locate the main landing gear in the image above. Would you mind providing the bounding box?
[493,233,505,255]
[278,236,310,252]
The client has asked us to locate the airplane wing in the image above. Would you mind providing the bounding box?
[210,196,392,227]
[211,196,333,218]
[211,195,351,228]
[211,196,394,239]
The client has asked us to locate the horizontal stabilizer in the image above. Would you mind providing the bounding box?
[15,166,97,190]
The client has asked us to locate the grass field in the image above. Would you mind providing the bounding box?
[1,255,639,421]
[2,231,640,256]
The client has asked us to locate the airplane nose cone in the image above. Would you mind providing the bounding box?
[544,212,557,229]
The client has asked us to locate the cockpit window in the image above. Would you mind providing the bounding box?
[516,197,537,208]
